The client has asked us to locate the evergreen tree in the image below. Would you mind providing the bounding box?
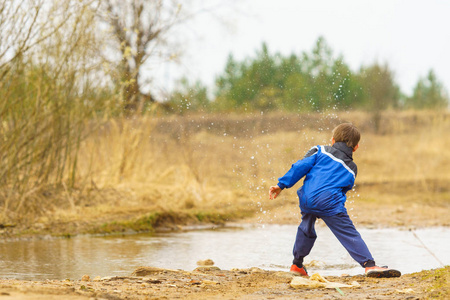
[406,70,449,109]
[168,78,210,114]
[356,63,401,132]
[357,63,400,110]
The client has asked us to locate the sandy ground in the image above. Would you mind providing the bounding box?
[0,266,448,300]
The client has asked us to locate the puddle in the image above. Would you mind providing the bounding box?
[0,225,448,280]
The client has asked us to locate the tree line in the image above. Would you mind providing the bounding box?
[168,37,449,114]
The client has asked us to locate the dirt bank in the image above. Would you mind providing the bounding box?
[0,266,448,299]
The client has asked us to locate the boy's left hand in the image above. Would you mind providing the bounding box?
[269,185,282,199]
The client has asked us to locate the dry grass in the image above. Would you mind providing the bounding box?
[7,110,450,234]
[355,111,450,206]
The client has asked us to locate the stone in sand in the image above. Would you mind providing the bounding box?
[131,266,166,276]
[196,259,215,266]
[81,275,90,281]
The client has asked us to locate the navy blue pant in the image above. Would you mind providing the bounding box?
[292,212,374,268]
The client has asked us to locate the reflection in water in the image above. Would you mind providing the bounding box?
[0,225,448,280]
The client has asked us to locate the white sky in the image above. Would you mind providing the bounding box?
[155,0,450,98]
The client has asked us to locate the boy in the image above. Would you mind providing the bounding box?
[269,123,401,278]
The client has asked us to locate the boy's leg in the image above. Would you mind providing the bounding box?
[321,212,374,267]
[293,213,317,267]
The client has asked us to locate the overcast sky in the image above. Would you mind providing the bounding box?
[154,0,450,98]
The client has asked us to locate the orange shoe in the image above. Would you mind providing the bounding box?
[290,264,308,276]
[365,266,401,278]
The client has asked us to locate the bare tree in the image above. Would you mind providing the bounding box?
[0,0,80,80]
[97,0,191,112]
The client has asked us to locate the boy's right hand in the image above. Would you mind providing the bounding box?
[269,185,282,199]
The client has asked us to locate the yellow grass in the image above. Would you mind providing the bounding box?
[26,110,450,233]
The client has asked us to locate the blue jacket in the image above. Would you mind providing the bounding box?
[277,142,357,216]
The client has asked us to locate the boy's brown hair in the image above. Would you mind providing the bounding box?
[332,123,360,148]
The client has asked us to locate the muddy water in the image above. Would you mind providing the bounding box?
[0,225,448,280]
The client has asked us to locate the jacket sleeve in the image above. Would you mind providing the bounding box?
[277,153,317,189]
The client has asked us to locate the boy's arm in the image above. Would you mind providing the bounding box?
[277,157,314,189]
[269,147,318,200]
[275,152,317,190]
